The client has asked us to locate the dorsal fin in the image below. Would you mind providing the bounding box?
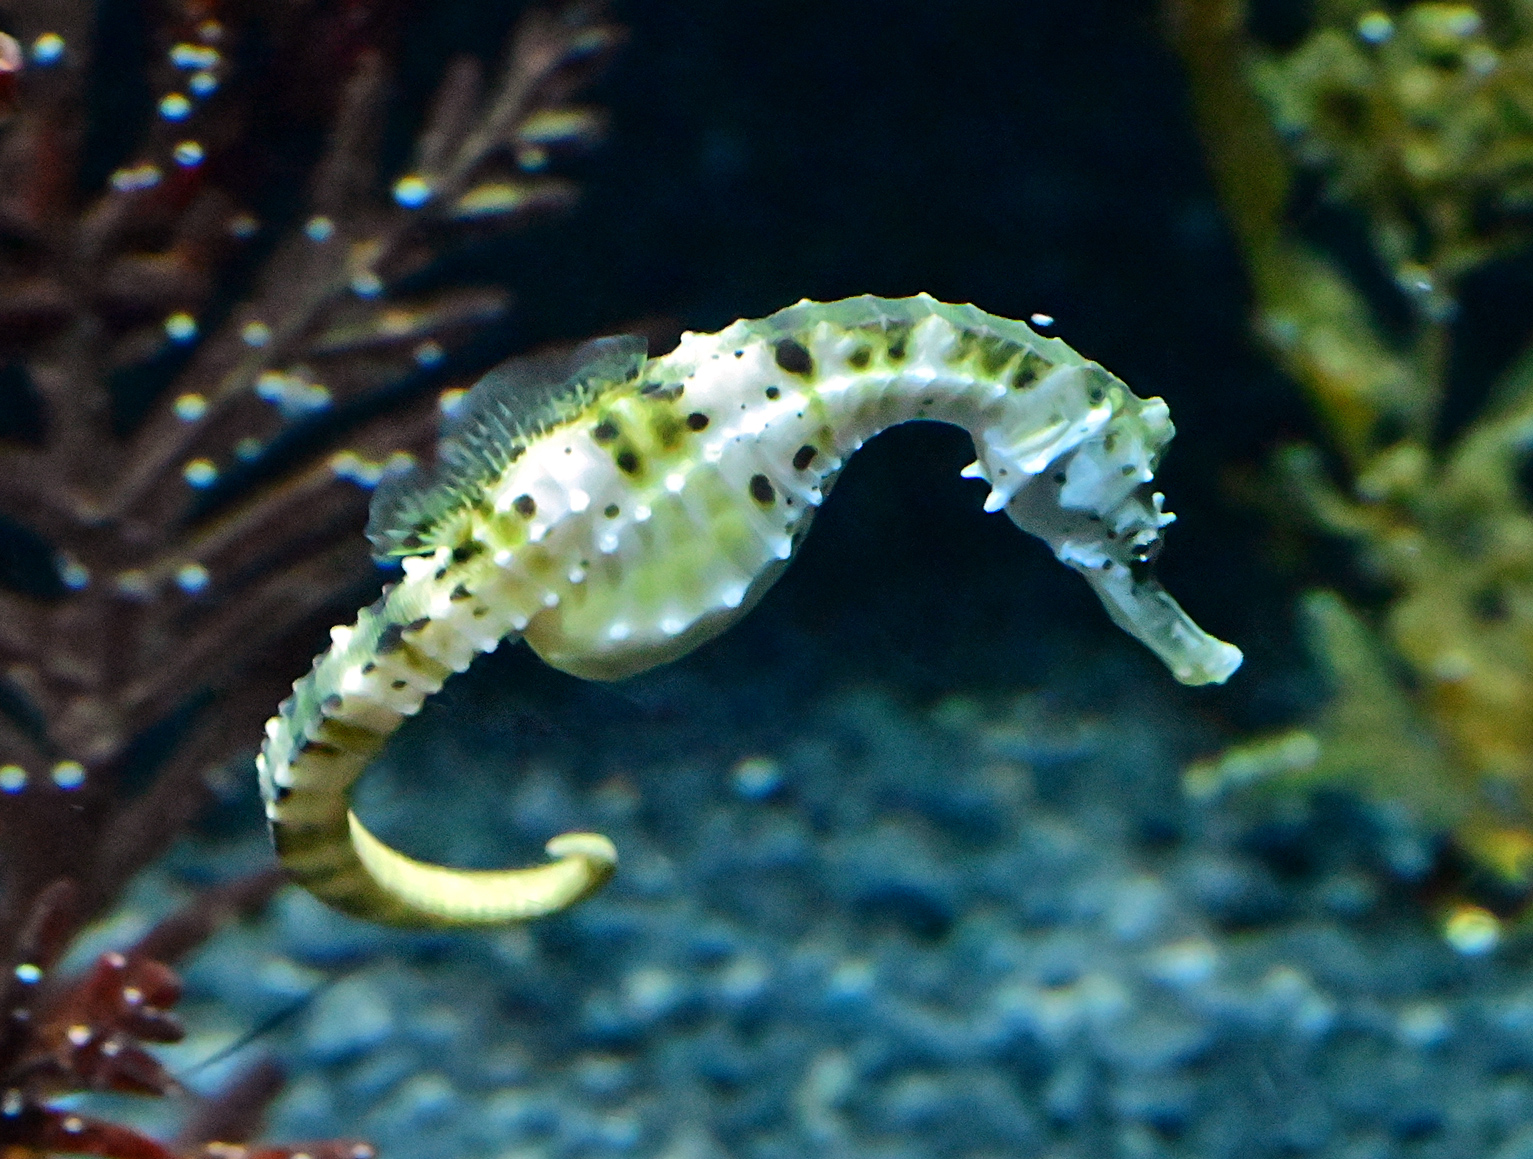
[367,334,648,559]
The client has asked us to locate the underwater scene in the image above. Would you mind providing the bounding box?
[3,0,1533,1156]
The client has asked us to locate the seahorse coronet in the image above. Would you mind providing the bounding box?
[259,293,1242,928]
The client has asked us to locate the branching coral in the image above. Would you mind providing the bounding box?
[1164,0,1533,940]
[0,872,367,1159]
[0,0,620,941]
[0,0,621,1148]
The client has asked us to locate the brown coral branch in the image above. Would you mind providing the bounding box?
[0,0,621,962]
[104,8,618,530]
[88,690,292,906]
[0,875,372,1159]
[119,542,375,732]
[173,1060,289,1154]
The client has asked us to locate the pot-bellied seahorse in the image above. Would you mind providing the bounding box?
[257,294,1241,928]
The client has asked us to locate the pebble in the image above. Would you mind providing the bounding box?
[364,1073,460,1135]
[1141,937,1219,988]
[301,972,396,1063]
[342,1047,420,1101]
[1395,1001,1452,1049]
[622,965,690,1024]
[730,756,783,799]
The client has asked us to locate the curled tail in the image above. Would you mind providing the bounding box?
[257,578,615,927]
[259,294,1240,928]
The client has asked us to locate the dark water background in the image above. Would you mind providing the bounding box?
[393,0,1313,732]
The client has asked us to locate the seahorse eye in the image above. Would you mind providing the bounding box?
[1131,535,1163,565]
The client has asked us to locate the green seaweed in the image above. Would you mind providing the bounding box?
[1165,0,1533,938]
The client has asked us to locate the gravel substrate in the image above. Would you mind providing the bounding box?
[66,632,1533,1159]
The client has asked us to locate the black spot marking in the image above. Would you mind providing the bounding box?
[1012,350,1049,389]
[750,474,775,505]
[1053,472,1066,485]
[400,533,423,551]
[774,338,814,376]
[592,419,619,444]
[1101,560,1113,570]
[793,445,817,471]
[1087,384,1106,404]
[604,503,620,518]
[450,583,472,601]
[848,345,871,369]
[686,412,710,431]
[451,541,483,564]
[1131,536,1163,565]
[361,662,376,675]
[473,607,488,617]
[376,624,404,654]
[734,349,744,358]
[765,386,780,400]
[300,739,343,758]
[1120,465,1136,476]
[404,617,430,635]
[321,694,343,713]
[513,494,537,518]
[391,679,408,690]
[616,449,640,474]
[433,566,447,580]
[275,785,292,801]
[886,324,911,361]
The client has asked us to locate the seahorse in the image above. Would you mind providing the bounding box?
[257,294,1241,927]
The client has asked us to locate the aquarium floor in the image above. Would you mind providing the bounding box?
[79,643,1533,1159]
